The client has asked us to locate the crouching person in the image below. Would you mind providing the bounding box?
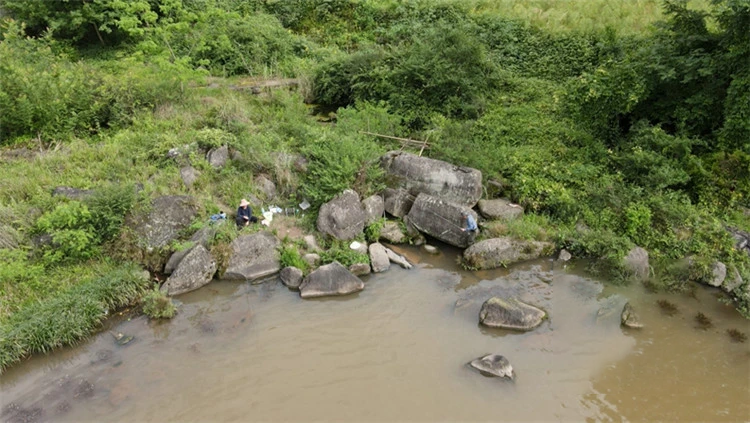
[236,199,258,228]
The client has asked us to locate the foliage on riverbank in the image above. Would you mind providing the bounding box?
[0,265,149,372]
[1,0,748,371]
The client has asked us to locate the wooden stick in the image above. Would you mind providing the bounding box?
[360,131,430,147]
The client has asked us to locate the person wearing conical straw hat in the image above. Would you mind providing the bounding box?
[235,198,258,228]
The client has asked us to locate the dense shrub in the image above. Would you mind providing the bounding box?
[159,7,303,76]
[279,244,310,274]
[302,133,385,209]
[2,0,159,44]
[313,20,503,128]
[34,184,137,265]
[0,22,191,143]
[0,24,111,142]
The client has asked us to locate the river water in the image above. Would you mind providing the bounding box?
[2,245,749,422]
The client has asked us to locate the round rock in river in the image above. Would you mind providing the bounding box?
[479,297,546,331]
[469,354,515,379]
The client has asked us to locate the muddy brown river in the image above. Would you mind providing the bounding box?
[2,246,749,422]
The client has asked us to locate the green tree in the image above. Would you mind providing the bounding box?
[2,0,161,44]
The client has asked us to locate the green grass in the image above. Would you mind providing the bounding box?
[468,0,709,34]
[0,264,150,373]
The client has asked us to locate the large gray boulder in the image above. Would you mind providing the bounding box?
[316,189,367,240]
[369,243,391,273]
[164,227,217,275]
[624,246,650,281]
[280,266,304,290]
[299,261,364,298]
[255,175,277,200]
[161,245,217,296]
[477,199,524,220]
[463,237,553,270]
[129,196,198,252]
[380,151,482,207]
[362,195,384,225]
[468,354,515,380]
[406,193,477,248]
[479,297,546,331]
[206,145,229,168]
[383,188,415,218]
[224,231,281,282]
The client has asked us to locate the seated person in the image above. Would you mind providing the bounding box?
[235,199,258,228]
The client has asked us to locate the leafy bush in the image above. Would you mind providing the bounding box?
[0,22,192,144]
[302,133,385,209]
[35,202,99,264]
[364,218,386,243]
[320,240,369,267]
[84,184,138,243]
[159,7,303,76]
[313,20,503,128]
[141,286,177,319]
[279,244,310,273]
[2,0,159,43]
[0,23,111,143]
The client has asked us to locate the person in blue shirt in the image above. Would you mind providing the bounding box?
[235,199,258,228]
[461,211,478,232]
[461,210,479,244]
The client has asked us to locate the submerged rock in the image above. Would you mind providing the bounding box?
[620,302,643,329]
[385,247,412,269]
[299,261,364,298]
[468,354,515,379]
[479,297,546,331]
[423,244,439,255]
